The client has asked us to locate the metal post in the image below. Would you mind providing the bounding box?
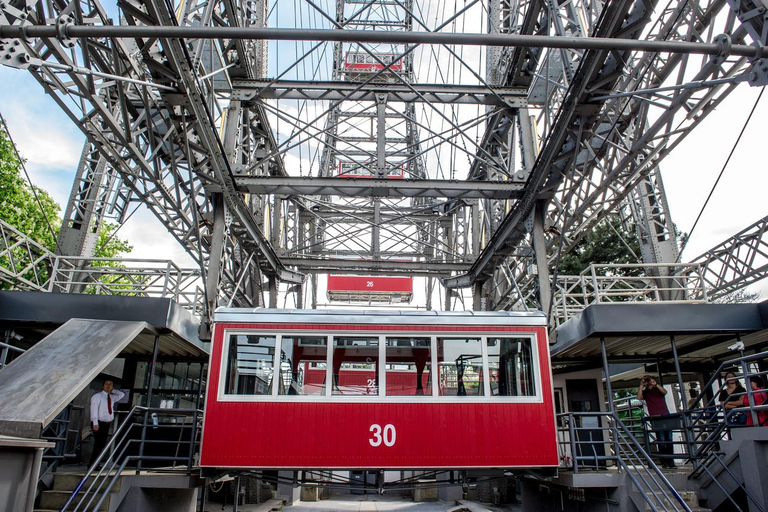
[269,276,278,308]
[670,335,693,462]
[532,201,552,315]
[473,281,484,311]
[738,335,758,426]
[601,337,620,469]
[568,413,578,474]
[202,195,226,340]
[138,333,161,473]
[670,336,686,411]
[375,93,387,177]
[233,475,241,512]
[188,360,205,470]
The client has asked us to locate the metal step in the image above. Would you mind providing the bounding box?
[639,490,702,510]
[249,498,285,511]
[52,470,123,492]
[38,489,113,512]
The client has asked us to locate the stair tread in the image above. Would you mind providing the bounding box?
[250,498,285,511]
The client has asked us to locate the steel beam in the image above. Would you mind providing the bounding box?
[235,176,524,199]
[232,80,528,106]
[2,26,766,59]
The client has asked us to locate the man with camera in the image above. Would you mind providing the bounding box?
[637,375,675,468]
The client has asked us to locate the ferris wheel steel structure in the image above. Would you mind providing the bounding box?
[1,0,767,329]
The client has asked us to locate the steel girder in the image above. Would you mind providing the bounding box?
[0,0,302,316]
[447,0,646,290]
[234,176,525,199]
[689,215,768,300]
[471,0,768,311]
[231,80,528,106]
[3,0,768,313]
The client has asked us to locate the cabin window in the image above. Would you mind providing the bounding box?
[332,336,379,396]
[437,338,484,396]
[385,337,432,396]
[487,337,536,396]
[225,334,276,395]
[278,336,328,396]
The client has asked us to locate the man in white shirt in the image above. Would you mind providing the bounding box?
[89,380,126,466]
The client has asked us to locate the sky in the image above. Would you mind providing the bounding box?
[1,3,767,305]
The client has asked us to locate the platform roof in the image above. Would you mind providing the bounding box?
[0,319,150,438]
[552,302,768,364]
[0,291,207,358]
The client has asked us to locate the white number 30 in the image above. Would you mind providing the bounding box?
[369,424,396,447]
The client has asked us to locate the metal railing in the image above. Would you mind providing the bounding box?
[557,411,692,512]
[60,405,202,512]
[552,263,708,325]
[49,257,203,314]
[0,334,26,369]
[0,219,204,314]
[39,404,85,486]
[557,351,768,512]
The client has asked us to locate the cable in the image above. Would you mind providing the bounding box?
[0,112,63,255]
[679,86,765,259]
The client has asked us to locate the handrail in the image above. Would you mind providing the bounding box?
[558,411,692,512]
[687,350,768,411]
[60,405,144,511]
[60,405,201,512]
[39,404,85,486]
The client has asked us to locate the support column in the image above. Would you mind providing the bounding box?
[375,93,387,178]
[138,333,160,472]
[671,335,694,462]
[269,276,278,308]
[473,281,484,311]
[201,195,226,340]
[532,201,552,315]
[601,336,621,468]
[670,336,686,411]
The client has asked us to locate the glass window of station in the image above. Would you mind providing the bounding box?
[222,332,538,399]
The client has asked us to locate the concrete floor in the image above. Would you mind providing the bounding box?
[205,495,523,512]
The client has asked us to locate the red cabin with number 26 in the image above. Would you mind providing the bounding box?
[200,309,558,470]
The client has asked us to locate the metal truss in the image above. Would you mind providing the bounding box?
[463,0,768,311]
[688,215,768,301]
[3,0,768,315]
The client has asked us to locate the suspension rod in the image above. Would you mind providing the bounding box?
[1,25,765,58]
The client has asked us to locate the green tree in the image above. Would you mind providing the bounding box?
[558,215,642,275]
[0,125,132,288]
[0,126,61,250]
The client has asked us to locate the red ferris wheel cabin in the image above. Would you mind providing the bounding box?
[200,309,558,470]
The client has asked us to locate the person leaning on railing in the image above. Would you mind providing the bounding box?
[742,375,768,427]
[720,372,747,426]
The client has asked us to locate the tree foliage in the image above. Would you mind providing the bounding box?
[0,126,61,250]
[0,125,131,260]
[557,215,642,275]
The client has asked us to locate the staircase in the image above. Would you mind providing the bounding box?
[627,469,709,512]
[36,470,124,512]
[690,428,768,512]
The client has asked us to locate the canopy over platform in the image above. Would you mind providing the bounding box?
[0,291,208,438]
[553,302,768,365]
[0,319,149,438]
[0,290,205,357]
